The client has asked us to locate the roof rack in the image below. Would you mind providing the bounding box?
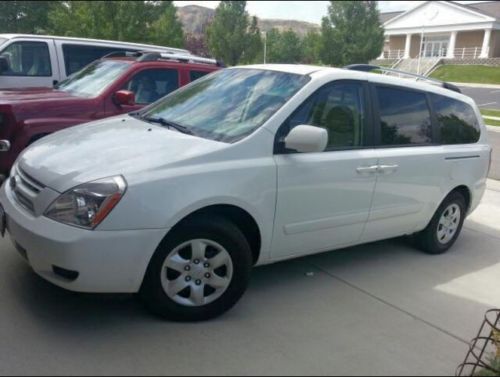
[344,64,462,93]
[102,50,224,67]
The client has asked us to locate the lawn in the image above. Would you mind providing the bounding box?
[430,65,500,85]
[480,108,500,127]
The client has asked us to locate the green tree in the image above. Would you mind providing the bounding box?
[265,29,303,64]
[149,2,185,48]
[301,30,322,64]
[0,1,54,34]
[206,1,262,66]
[319,1,384,66]
[48,1,183,47]
[241,16,262,64]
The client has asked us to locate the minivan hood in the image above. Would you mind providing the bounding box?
[18,115,226,192]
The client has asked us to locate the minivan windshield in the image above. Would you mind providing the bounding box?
[139,68,310,143]
[56,59,129,98]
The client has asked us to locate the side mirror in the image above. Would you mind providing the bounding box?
[0,56,10,74]
[114,90,136,107]
[284,125,328,153]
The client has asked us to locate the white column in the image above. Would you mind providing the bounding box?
[447,31,457,58]
[404,33,412,58]
[480,29,492,58]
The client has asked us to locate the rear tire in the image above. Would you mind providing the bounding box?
[415,191,466,255]
[140,215,252,322]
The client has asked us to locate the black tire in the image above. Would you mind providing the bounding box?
[140,215,253,322]
[415,191,467,255]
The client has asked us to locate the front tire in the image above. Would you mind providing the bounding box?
[415,191,466,255]
[140,215,253,321]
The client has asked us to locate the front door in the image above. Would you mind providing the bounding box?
[271,81,378,259]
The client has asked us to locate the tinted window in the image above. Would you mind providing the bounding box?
[63,44,132,75]
[430,94,480,144]
[123,69,179,104]
[377,86,432,145]
[0,41,51,77]
[286,82,365,149]
[140,68,309,143]
[190,70,209,81]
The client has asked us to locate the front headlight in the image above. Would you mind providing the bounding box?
[45,176,127,229]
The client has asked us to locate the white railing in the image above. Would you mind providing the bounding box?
[382,47,486,60]
[452,47,483,59]
[380,49,404,59]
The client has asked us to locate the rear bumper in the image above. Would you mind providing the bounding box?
[0,181,168,293]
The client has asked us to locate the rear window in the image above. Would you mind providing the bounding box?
[376,86,433,146]
[190,70,210,81]
[62,44,134,76]
[430,94,480,144]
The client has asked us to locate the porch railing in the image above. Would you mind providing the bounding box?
[381,46,485,60]
[453,47,483,59]
[381,49,404,59]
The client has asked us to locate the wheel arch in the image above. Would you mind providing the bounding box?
[165,204,263,266]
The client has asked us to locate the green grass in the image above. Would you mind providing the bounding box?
[430,65,500,85]
[480,108,500,127]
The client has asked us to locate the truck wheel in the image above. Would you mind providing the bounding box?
[415,191,466,255]
[140,215,253,321]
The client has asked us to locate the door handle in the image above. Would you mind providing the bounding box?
[377,164,399,174]
[356,165,379,174]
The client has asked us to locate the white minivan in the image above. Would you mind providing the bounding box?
[0,34,189,89]
[0,64,492,321]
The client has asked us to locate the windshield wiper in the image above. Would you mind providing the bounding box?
[142,116,194,135]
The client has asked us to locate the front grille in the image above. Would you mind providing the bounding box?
[11,167,45,214]
[18,168,45,191]
[13,189,35,212]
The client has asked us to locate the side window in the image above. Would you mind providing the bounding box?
[190,70,209,82]
[62,44,131,76]
[0,41,52,77]
[430,94,480,144]
[122,69,179,105]
[285,81,366,149]
[376,86,433,146]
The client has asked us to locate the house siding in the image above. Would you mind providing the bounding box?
[491,30,500,57]
[455,30,484,49]
[389,35,405,52]
[410,35,422,58]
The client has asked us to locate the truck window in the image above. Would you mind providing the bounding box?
[123,69,180,104]
[0,41,52,77]
[190,71,210,82]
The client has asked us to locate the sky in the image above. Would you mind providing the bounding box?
[174,1,487,24]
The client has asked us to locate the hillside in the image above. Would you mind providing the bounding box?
[177,5,320,37]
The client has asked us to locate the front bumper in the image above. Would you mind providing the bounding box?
[0,181,168,293]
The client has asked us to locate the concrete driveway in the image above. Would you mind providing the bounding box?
[0,182,499,375]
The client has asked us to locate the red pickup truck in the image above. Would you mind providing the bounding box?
[0,51,221,178]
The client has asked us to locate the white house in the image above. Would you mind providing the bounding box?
[380,1,500,60]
